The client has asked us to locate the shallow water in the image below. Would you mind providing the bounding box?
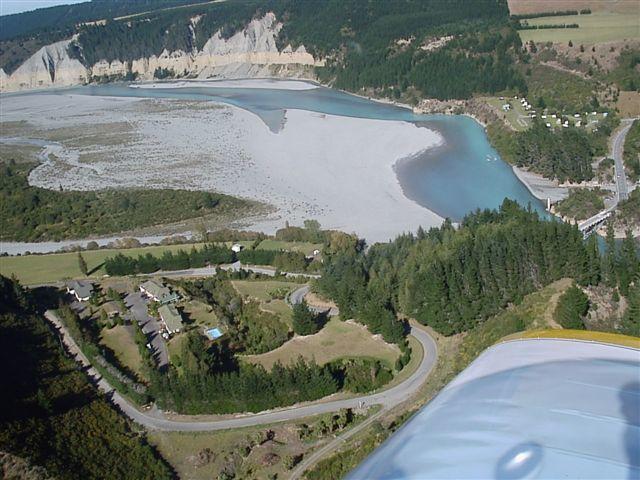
[31,81,546,220]
[1,81,551,254]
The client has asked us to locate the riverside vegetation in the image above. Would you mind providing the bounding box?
[0,160,253,242]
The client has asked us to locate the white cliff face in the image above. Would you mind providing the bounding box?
[0,13,323,92]
[1,38,88,91]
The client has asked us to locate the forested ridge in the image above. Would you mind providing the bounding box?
[317,201,639,336]
[0,276,173,479]
[2,0,527,101]
[487,116,616,182]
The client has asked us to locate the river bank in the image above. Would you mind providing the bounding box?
[1,85,446,254]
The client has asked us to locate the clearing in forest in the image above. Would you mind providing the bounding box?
[242,317,400,370]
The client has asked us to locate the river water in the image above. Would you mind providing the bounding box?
[2,80,546,254]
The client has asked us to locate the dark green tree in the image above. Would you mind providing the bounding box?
[292,300,319,336]
[78,252,88,276]
[554,285,589,329]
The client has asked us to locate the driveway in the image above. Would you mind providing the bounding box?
[124,292,169,369]
[289,285,340,316]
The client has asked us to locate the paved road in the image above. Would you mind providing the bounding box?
[612,119,634,202]
[44,309,437,432]
[145,262,321,280]
[124,292,169,368]
[578,118,636,234]
[288,285,340,317]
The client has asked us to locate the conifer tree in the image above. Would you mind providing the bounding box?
[77,252,88,276]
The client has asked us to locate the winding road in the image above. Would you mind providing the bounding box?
[578,118,636,234]
[45,310,437,433]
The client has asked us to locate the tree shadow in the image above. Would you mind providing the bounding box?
[87,262,104,276]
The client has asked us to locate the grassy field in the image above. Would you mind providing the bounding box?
[484,96,532,131]
[618,91,640,118]
[256,240,323,256]
[0,240,317,286]
[167,334,187,367]
[182,300,219,328]
[231,280,299,302]
[148,407,375,480]
[243,317,400,370]
[519,13,640,44]
[99,325,148,382]
[149,421,305,480]
[261,299,294,327]
[504,329,640,348]
[0,243,207,285]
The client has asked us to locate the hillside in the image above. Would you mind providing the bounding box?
[0,0,525,100]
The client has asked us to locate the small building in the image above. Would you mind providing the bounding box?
[231,243,244,253]
[159,304,183,335]
[139,280,179,304]
[67,280,94,302]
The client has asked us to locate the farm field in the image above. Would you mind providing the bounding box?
[508,0,640,15]
[256,240,323,256]
[99,325,148,382]
[518,13,640,44]
[243,317,400,370]
[0,240,315,285]
[0,243,206,285]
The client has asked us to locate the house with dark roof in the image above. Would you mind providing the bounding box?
[139,280,179,304]
[159,304,183,335]
[66,280,94,302]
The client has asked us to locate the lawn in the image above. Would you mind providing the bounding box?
[243,318,400,370]
[182,300,219,328]
[0,242,207,285]
[519,13,640,44]
[483,96,532,131]
[99,324,148,382]
[260,298,294,327]
[167,334,187,366]
[256,240,323,256]
[231,280,299,302]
